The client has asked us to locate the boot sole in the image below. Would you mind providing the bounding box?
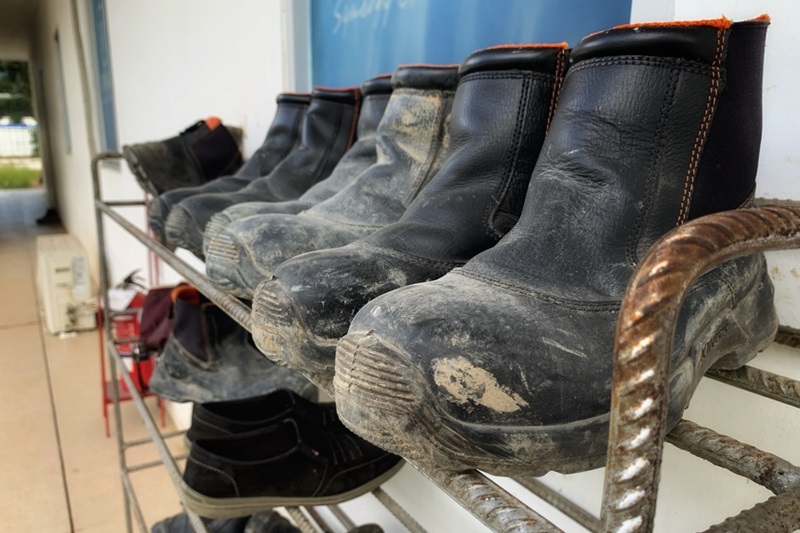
[334,269,777,476]
[203,214,233,257]
[122,146,159,197]
[252,280,337,395]
[180,460,404,519]
[205,234,261,299]
[164,206,205,257]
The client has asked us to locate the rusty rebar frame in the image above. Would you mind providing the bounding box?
[601,205,800,532]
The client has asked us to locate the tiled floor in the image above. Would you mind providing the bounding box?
[0,224,184,533]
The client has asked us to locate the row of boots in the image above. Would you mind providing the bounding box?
[131,14,776,506]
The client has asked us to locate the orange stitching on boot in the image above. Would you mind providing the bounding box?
[485,43,568,50]
[613,17,732,31]
[545,48,567,133]
[676,28,726,226]
[346,90,361,149]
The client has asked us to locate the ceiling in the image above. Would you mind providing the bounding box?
[0,0,41,60]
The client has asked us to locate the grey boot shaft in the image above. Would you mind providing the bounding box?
[201,76,393,256]
[206,65,459,298]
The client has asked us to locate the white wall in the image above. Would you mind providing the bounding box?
[633,0,800,327]
[31,0,288,287]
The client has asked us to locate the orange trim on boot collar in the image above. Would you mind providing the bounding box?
[747,14,770,22]
[485,43,569,50]
[171,285,201,305]
[204,117,221,131]
[613,16,732,31]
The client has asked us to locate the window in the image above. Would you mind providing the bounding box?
[53,30,71,153]
[87,0,118,151]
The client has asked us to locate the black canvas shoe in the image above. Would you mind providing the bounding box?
[181,419,403,518]
[123,117,243,197]
[187,389,344,442]
[334,17,776,476]
[147,286,315,403]
[148,94,310,242]
[252,43,569,389]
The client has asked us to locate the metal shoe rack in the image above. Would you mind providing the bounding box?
[93,151,800,532]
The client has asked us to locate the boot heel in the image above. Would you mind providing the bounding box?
[708,268,777,370]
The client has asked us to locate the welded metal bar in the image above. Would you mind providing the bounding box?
[112,336,140,345]
[328,504,356,530]
[121,470,149,533]
[127,453,190,473]
[93,152,133,532]
[306,506,336,532]
[706,365,800,409]
[414,463,563,532]
[773,324,800,349]
[513,476,600,532]
[370,487,427,533]
[601,205,800,533]
[107,339,210,533]
[702,485,800,532]
[666,419,800,495]
[96,201,253,331]
[109,308,140,318]
[123,430,186,449]
[286,507,320,533]
[105,200,148,207]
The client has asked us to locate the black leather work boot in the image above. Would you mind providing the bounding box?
[334,17,776,476]
[148,94,310,243]
[148,286,316,403]
[164,86,362,257]
[252,44,569,389]
[201,75,393,257]
[204,65,459,299]
[123,117,244,197]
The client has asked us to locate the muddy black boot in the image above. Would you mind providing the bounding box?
[164,86,362,257]
[148,94,310,242]
[205,65,459,298]
[201,75,393,257]
[148,286,316,403]
[123,117,244,197]
[251,44,569,389]
[334,17,776,476]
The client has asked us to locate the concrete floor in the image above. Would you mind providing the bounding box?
[0,223,184,532]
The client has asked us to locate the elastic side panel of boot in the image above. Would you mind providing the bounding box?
[686,21,768,220]
[235,99,309,179]
[190,126,244,180]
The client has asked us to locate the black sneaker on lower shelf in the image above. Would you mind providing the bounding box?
[181,419,403,518]
[187,389,345,443]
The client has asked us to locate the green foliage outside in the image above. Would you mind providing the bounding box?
[0,165,40,189]
[0,61,33,123]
